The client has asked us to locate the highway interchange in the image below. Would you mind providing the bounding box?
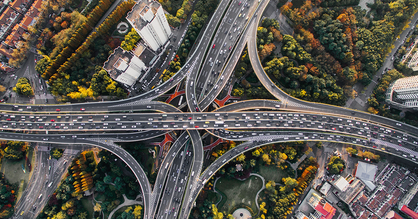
[5,0,418,218]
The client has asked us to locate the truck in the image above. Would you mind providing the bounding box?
[215,121,224,124]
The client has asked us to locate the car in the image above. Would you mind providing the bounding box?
[212,44,216,48]
[80,108,85,111]
[50,119,55,122]
[195,125,199,128]
[56,109,60,112]
[244,146,249,149]
[239,1,241,5]
[239,13,242,17]
[188,117,192,120]
[43,138,49,141]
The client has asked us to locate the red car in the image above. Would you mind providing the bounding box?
[188,117,192,120]
[6,118,11,121]
[80,108,85,111]
[56,109,60,112]
[212,44,216,48]
[195,125,199,128]
[239,1,241,5]
[229,46,232,50]
[50,119,55,122]
[244,146,249,149]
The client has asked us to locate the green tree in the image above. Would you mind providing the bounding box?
[232,88,244,96]
[51,148,64,159]
[121,28,141,51]
[13,77,33,96]
[35,56,51,75]
[282,177,298,191]
[346,147,358,156]
[327,156,345,174]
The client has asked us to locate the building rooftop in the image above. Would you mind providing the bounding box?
[320,182,332,196]
[103,47,146,86]
[336,178,365,204]
[356,161,378,182]
[385,210,404,219]
[334,176,349,192]
[126,0,161,31]
[401,205,418,219]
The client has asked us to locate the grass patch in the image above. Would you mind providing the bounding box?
[95,192,106,202]
[111,18,133,38]
[215,175,263,214]
[245,72,259,83]
[1,158,30,185]
[207,191,221,203]
[291,0,305,8]
[81,198,94,218]
[113,206,129,218]
[258,165,288,183]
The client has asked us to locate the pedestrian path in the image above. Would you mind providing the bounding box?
[108,194,143,219]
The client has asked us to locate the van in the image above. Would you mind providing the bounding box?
[191,171,195,177]
[38,194,43,200]
[48,182,53,188]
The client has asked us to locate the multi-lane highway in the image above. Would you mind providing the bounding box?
[6,0,418,218]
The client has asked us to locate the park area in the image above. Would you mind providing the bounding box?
[258,165,289,182]
[215,175,263,214]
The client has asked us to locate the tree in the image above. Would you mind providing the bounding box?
[346,147,358,156]
[51,148,64,159]
[232,88,244,96]
[13,77,33,96]
[236,154,246,162]
[4,141,26,160]
[94,203,102,212]
[262,153,271,165]
[121,28,141,51]
[132,205,142,218]
[327,156,345,174]
[282,177,298,190]
[315,142,322,148]
[250,159,256,167]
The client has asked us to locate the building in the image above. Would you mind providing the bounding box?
[355,161,378,191]
[334,176,350,192]
[320,182,332,196]
[0,0,42,71]
[103,45,157,86]
[401,205,418,219]
[386,75,418,110]
[334,178,365,204]
[126,0,172,52]
[296,191,336,219]
[384,211,404,219]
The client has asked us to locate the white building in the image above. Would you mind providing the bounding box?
[386,75,418,110]
[103,46,157,86]
[126,0,172,52]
